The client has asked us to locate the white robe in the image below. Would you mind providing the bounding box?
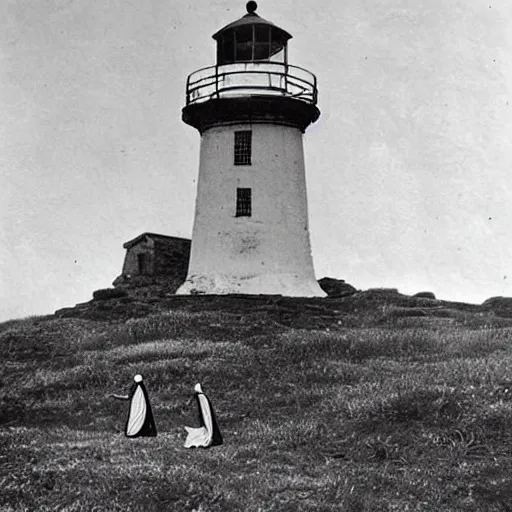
[126,385,147,437]
[184,391,219,448]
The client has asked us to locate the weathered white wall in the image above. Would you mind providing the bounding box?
[177,122,325,296]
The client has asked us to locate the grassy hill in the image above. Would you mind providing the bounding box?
[2,290,512,511]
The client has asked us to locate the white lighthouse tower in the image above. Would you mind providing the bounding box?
[177,2,325,297]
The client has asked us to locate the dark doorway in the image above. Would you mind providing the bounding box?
[137,253,148,275]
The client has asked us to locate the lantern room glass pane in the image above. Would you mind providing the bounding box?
[234,26,253,61]
[254,25,269,39]
[216,24,288,64]
[221,34,235,64]
[269,47,285,63]
[236,25,253,43]
[270,41,285,59]
[253,42,270,60]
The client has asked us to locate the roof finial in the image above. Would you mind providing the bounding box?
[246,1,257,14]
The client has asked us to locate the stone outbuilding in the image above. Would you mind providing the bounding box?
[116,232,191,283]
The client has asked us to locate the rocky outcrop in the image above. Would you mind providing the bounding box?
[318,277,357,298]
[413,291,437,300]
[112,274,184,294]
[93,288,127,301]
[482,296,512,308]
[481,296,512,317]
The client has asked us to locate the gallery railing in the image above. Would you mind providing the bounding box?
[185,62,318,106]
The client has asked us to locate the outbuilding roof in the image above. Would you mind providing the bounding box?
[123,233,191,250]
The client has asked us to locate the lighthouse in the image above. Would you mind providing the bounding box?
[177,2,325,297]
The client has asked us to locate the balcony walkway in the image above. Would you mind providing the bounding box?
[186,62,318,106]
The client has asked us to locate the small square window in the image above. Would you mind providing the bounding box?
[234,131,252,165]
[236,188,252,217]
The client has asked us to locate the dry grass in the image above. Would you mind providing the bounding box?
[2,292,512,511]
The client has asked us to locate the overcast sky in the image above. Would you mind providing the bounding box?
[1,0,512,322]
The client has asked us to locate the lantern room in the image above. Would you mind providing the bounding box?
[183,2,319,132]
[213,1,291,64]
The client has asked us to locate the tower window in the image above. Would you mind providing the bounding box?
[236,188,252,217]
[234,131,252,165]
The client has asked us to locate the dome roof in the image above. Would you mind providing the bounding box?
[212,3,292,41]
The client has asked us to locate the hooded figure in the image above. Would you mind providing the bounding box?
[112,374,157,437]
[184,383,223,448]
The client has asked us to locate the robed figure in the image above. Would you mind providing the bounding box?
[112,374,157,437]
[184,383,223,448]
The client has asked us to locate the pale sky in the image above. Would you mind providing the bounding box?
[1,0,512,322]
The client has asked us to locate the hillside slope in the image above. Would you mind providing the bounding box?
[2,290,512,511]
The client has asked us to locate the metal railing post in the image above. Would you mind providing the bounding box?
[215,65,219,99]
[284,62,288,97]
